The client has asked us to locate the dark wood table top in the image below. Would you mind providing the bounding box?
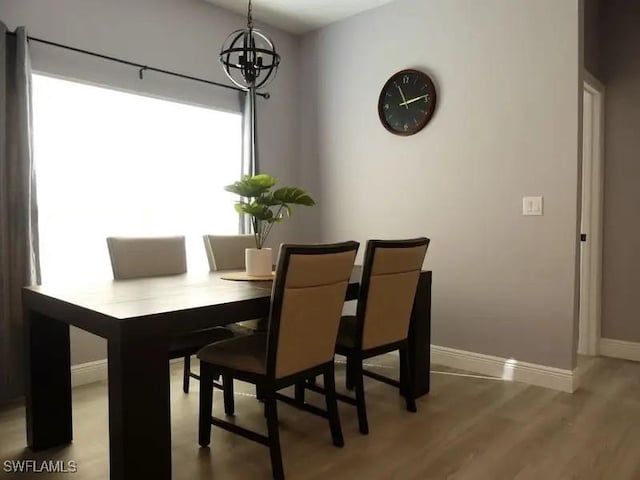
[25,272,271,319]
[22,267,366,337]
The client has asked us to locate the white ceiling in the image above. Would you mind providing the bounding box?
[204,0,397,35]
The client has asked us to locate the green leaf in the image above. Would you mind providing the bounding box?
[234,202,273,221]
[226,174,315,249]
[252,174,278,188]
[272,187,315,206]
[224,174,278,198]
[254,194,280,206]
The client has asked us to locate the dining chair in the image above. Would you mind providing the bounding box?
[197,241,359,480]
[203,234,267,333]
[203,234,255,271]
[106,236,238,408]
[298,237,429,435]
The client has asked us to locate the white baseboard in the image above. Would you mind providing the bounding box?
[71,359,108,387]
[599,338,640,362]
[431,345,577,393]
[71,347,578,393]
[71,357,187,387]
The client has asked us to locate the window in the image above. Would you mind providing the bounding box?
[32,74,242,285]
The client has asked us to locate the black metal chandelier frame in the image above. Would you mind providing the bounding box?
[219,0,280,92]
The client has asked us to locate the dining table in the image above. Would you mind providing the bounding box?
[23,266,432,480]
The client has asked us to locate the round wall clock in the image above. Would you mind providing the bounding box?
[378,69,437,136]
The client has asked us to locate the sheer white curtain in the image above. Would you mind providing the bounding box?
[32,74,242,285]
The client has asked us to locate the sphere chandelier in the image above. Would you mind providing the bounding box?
[219,0,280,92]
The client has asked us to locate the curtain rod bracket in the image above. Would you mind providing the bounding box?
[139,66,147,80]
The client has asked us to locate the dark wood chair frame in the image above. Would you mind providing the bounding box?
[201,234,269,403]
[297,238,430,435]
[198,241,359,480]
[173,343,228,396]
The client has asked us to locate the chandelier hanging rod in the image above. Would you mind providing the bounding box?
[5,31,270,99]
[247,0,254,29]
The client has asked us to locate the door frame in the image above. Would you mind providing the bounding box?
[578,71,605,356]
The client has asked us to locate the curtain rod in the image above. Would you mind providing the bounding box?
[4,31,270,99]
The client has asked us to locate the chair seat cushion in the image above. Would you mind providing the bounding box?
[336,315,358,349]
[170,326,243,357]
[197,332,268,375]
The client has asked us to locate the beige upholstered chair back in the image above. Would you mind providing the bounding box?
[358,239,429,350]
[203,234,255,271]
[106,236,187,280]
[268,242,359,379]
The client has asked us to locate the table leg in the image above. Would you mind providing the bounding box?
[25,309,73,450]
[108,331,171,480]
[402,271,432,398]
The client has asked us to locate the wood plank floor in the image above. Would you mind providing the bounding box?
[1,355,639,479]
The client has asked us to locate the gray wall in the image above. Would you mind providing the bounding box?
[584,0,603,77]
[0,0,304,364]
[600,0,640,342]
[300,0,583,370]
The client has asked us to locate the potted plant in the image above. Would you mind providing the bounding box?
[224,174,315,276]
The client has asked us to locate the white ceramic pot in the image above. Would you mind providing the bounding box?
[245,248,272,277]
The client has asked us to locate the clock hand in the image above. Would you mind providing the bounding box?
[399,94,429,106]
[395,84,409,110]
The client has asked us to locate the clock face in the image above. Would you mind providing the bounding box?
[378,69,437,136]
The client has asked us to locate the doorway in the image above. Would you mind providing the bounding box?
[577,72,605,356]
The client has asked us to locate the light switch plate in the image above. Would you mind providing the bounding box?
[522,196,543,216]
